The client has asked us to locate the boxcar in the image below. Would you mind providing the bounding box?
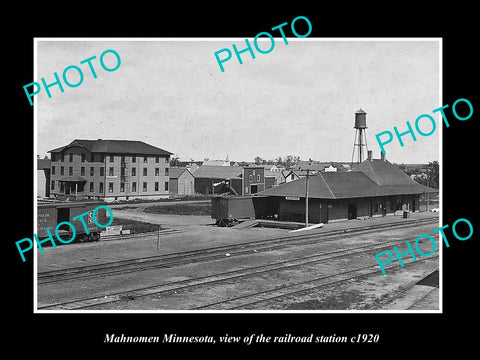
[37,201,108,242]
[211,195,279,226]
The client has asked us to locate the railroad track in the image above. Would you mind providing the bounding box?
[194,255,440,310]
[37,235,439,310]
[37,216,438,285]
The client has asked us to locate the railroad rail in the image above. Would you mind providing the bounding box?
[38,216,438,285]
[37,232,439,310]
[194,255,439,310]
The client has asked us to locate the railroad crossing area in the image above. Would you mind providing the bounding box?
[37,211,440,311]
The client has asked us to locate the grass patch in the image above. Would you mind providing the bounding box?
[110,217,164,234]
[143,203,211,216]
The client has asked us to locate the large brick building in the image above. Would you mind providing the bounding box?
[48,139,172,201]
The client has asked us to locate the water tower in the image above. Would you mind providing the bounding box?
[351,108,368,164]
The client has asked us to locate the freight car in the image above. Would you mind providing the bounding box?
[211,195,279,226]
[37,201,108,242]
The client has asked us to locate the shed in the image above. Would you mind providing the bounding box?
[169,167,195,195]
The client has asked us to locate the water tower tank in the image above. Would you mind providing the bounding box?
[354,109,367,129]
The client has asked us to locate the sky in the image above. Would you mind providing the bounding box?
[36,39,440,164]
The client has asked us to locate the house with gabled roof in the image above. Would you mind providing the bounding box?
[169,167,195,195]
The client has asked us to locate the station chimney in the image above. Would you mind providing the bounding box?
[351,108,368,164]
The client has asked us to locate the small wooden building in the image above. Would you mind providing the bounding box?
[169,167,195,195]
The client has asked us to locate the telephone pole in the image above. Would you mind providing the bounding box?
[305,169,310,227]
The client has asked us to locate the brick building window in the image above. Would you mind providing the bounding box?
[155,182,159,191]
[90,182,94,192]
[132,182,137,192]
[143,168,147,176]
[109,167,114,176]
[120,182,125,192]
[143,156,148,163]
[81,167,85,176]
[108,182,114,193]
[99,182,104,193]
[132,167,136,176]
[164,181,169,191]
[100,167,104,176]
[143,182,147,192]
[165,168,169,176]
[155,168,159,176]
[90,167,94,176]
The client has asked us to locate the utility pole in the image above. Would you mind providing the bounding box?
[305,169,310,227]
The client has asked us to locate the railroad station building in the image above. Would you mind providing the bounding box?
[256,153,437,224]
[48,139,172,201]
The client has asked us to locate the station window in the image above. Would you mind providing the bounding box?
[90,182,94,192]
[60,166,64,175]
[165,157,169,163]
[155,168,159,176]
[164,181,169,191]
[90,167,94,176]
[69,167,73,176]
[108,182,114,193]
[81,167,85,176]
[143,156,148,163]
[100,167,104,176]
[81,153,85,162]
[69,154,73,162]
[257,174,260,182]
[109,155,114,162]
[143,168,147,176]
[165,168,169,176]
[90,153,95,162]
[120,182,125,192]
[99,182,104,193]
[100,154,105,162]
[51,154,56,162]
[155,156,159,163]
[143,182,147,192]
[132,167,136,176]
[132,156,136,163]
[61,154,64,162]
[51,166,55,175]
[51,180,55,190]
[155,182,159,191]
[132,182,137,192]
[109,167,114,176]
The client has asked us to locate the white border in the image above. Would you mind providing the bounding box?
[33,37,442,314]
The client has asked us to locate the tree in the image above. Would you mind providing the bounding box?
[425,161,439,189]
[412,161,439,189]
[169,155,179,167]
